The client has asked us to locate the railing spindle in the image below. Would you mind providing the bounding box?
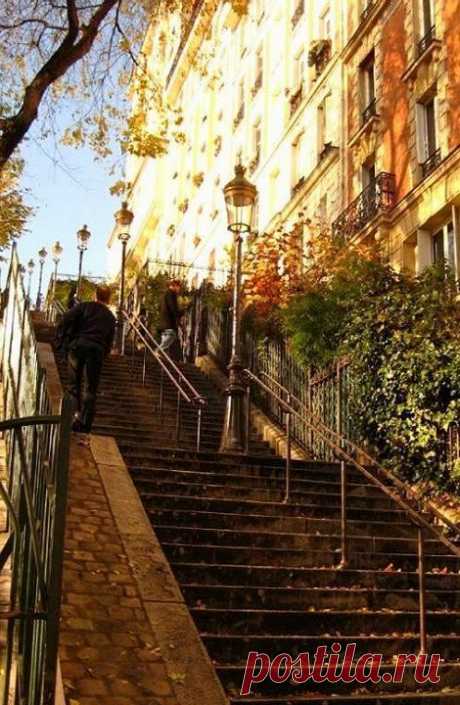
[418,526,428,655]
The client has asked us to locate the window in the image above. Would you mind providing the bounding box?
[319,194,328,221]
[362,160,376,191]
[293,51,305,92]
[253,46,263,95]
[317,95,331,158]
[291,134,304,192]
[433,222,457,273]
[416,92,440,176]
[320,5,332,39]
[360,50,376,123]
[419,0,434,37]
[255,0,264,23]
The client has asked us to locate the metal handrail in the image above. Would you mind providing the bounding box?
[245,369,460,555]
[123,310,206,451]
[245,368,460,655]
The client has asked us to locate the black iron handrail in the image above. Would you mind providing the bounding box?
[245,368,460,655]
[1,245,72,705]
[123,310,206,451]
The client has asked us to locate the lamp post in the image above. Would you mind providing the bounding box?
[76,225,91,299]
[114,201,134,353]
[220,164,257,454]
[27,259,35,305]
[0,255,6,290]
[36,247,48,310]
[51,241,63,302]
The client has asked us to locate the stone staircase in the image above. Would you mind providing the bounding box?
[34,318,460,704]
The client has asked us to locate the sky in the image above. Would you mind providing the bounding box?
[12,134,119,303]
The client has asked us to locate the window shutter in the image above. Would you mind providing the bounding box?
[415,102,427,163]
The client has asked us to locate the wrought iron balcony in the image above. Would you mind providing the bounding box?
[421,148,441,178]
[361,97,377,125]
[308,39,332,79]
[233,104,244,130]
[418,25,436,57]
[332,172,396,241]
[291,0,304,29]
[360,0,377,24]
[289,86,303,116]
[249,147,261,175]
[291,176,305,199]
[251,71,263,97]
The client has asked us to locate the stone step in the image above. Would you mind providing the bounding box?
[162,541,459,571]
[139,491,420,523]
[202,632,460,663]
[148,506,418,535]
[229,694,460,705]
[191,606,460,636]
[170,563,460,591]
[153,525,451,555]
[180,583,460,611]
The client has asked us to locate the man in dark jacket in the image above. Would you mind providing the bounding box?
[56,285,116,433]
[158,279,182,352]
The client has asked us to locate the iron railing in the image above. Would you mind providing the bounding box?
[418,25,436,56]
[332,171,396,241]
[243,368,460,656]
[0,246,72,705]
[45,299,66,325]
[123,310,207,451]
[421,147,441,178]
[361,97,377,125]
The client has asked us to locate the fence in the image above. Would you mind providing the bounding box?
[182,286,460,468]
[0,246,72,705]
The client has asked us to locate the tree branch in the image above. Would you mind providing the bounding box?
[0,0,120,169]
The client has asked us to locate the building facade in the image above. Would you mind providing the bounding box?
[108,0,460,287]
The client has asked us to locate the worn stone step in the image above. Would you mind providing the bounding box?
[219,661,460,696]
[191,606,460,636]
[153,525,451,556]
[139,491,420,523]
[202,632,460,663]
[170,563,460,591]
[148,506,418,536]
[162,541,460,571]
[180,583,460,611]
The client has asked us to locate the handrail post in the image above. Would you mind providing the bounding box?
[196,406,202,453]
[307,367,313,453]
[245,384,251,455]
[418,526,427,655]
[284,395,292,504]
[159,367,164,417]
[339,460,348,569]
[175,389,181,446]
[142,345,147,386]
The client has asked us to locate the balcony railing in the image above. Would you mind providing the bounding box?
[249,146,261,175]
[421,148,441,178]
[309,39,332,79]
[360,0,377,24]
[291,176,305,199]
[291,0,304,29]
[418,25,436,57]
[251,71,263,97]
[233,104,244,129]
[362,97,377,125]
[289,86,303,116]
[332,172,396,241]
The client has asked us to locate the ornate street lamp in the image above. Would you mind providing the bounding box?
[26,259,35,305]
[220,164,257,454]
[51,240,63,302]
[76,224,91,299]
[36,247,48,310]
[114,201,134,353]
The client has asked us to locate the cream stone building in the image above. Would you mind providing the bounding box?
[108,0,460,286]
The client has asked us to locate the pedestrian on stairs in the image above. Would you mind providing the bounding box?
[157,279,182,353]
[56,285,116,434]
